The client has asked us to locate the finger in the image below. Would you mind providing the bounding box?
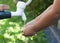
[22,33,33,37]
[3,5,9,10]
[0,4,4,11]
[0,4,9,10]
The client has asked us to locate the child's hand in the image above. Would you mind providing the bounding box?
[0,4,9,11]
[23,20,37,36]
[23,26,36,36]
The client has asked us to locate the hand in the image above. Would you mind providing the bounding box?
[0,4,9,11]
[23,20,37,36]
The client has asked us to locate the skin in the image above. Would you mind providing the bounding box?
[0,4,9,11]
[23,0,60,36]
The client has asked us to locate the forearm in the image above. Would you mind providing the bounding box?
[23,0,60,36]
[35,5,53,21]
[33,0,60,32]
[52,0,60,13]
[33,6,59,32]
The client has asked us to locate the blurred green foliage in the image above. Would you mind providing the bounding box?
[0,0,53,43]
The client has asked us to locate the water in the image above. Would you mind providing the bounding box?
[23,21,29,43]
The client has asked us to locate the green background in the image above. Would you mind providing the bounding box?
[0,0,53,43]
